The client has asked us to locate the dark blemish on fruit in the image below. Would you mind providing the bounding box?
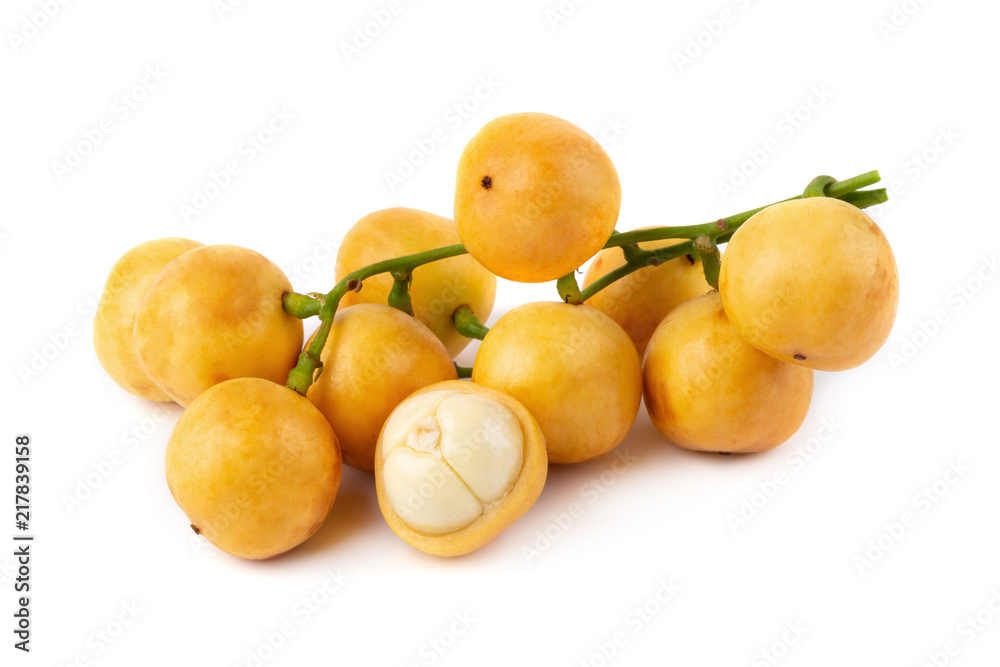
[794,354,807,361]
[481,176,492,190]
[686,254,696,265]
[190,525,201,535]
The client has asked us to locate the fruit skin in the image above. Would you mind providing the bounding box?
[93,238,203,401]
[583,234,713,357]
[165,378,341,560]
[337,207,496,356]
[643,292,813,453]
[719,197,899,371]
[373,380,547,557]
[472,302,642,464]
[454,112,621,283]
[133,244,303,407]
[306,304,458,473]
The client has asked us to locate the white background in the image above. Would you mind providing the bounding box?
[2,1,999,665]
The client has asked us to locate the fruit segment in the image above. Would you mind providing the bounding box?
[380,390,523,535]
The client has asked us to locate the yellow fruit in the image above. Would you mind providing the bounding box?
[373,380,547,557]
[337,207,496,356]
[643,292,813,453]
[306,304,458,473]
[134,244,303,406]
[719,197,899,371]
[93,238,203,401]
[454,112,621,282]
[472,302,642,463]
[165,378,341,560]
[583,234,713,357]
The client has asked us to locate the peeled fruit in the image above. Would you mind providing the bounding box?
[134,244,303,406]
[165,378,341,560]
[93,237,203,400]
[583,234,714,357]
[374,380,547,557]
[643,292,813,453]
[454,112,621,283]
[306,304,458,473]
[719,197,899,371]
[337,207,496,356]
[472,302,642,464]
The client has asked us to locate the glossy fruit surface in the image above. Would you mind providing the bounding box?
[643,292,813,453]
[165,378,341,560]
[472,302,642,463]
[454,112,621,283]
[134,244,303,406]
[93,237,203,401]
[583,234,713,357]
[306,304,457,473]
[719,197,899,371]
[373,380,547,557]
[337,207,496,356]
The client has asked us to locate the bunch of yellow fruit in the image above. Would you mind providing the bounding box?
[94,112,898,560]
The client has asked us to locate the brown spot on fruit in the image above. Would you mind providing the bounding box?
[794,354,807,361]
[190,524,201,535]
[480,176,492,190]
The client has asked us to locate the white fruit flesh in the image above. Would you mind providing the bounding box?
[381,390,523,535]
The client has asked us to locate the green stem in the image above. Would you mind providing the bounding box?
[282,291,322,319]
[454,363,473,379]
[694,236,721,289]
[452,305,490,341]
[556,272,583,304]
[581,171,885,301]
[803,175,838,198]
[603,169,882,250]
[285,244,467,394]
[388,272,414,315]
[580,241,697,303]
